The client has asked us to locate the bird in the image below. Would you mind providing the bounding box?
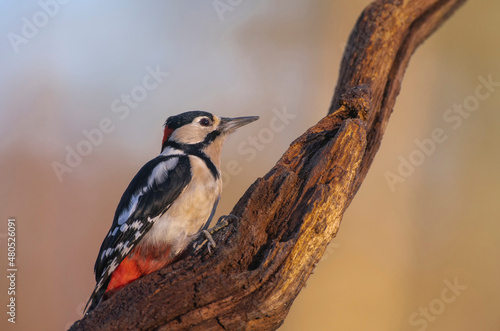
[84,111,259,313]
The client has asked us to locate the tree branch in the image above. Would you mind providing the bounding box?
[70,0,466,330]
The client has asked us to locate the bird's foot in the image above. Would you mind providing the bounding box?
[193,214,238,254]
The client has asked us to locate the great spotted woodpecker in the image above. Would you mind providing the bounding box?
[85,111,259,313]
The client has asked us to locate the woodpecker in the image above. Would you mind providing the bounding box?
[85,111,259,313]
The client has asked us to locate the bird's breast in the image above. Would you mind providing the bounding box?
[140,155,221,255]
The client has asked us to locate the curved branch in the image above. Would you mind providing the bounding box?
[70,0,466,330]
[331,0,466,197]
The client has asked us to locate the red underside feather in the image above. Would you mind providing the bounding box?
[105,245,172,295]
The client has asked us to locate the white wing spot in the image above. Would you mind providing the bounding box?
[117,189,146,225]
[120,223,129,232]
[165,157,179,170]
[148,157,178,187]
[130,220,142,230]
[122,241,132,255]
[108,258,119,274]
[97,277,104,288]
[101,248,114,261]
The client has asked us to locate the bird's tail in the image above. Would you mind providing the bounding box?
[83,280,107,315]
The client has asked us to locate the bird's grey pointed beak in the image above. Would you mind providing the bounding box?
[219,116,259,134]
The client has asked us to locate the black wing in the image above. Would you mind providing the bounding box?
[85,154,191,312]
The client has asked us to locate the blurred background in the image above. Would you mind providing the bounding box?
[1,1,499,330]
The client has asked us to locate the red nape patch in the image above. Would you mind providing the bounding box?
[105,245,172,296]
[162,126,174,145]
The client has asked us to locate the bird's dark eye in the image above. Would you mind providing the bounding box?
[199,118,211,127]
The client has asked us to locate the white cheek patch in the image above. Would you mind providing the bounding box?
[170,123,211,144]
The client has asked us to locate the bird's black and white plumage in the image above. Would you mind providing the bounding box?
[85,111,259,313]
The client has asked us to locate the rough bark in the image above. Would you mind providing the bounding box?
[70,0,466,330]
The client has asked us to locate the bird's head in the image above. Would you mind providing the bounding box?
[161,111,259,159]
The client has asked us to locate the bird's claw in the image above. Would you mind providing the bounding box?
[215,214,238,226]
[193,214,238,254]
[201,229,216,254]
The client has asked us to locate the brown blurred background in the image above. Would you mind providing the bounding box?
[1,1,499,330]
